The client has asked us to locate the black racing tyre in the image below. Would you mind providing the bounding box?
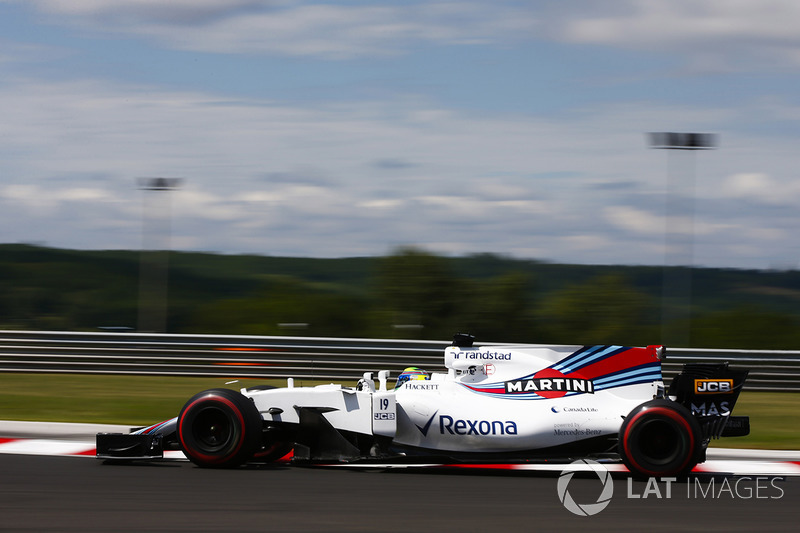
[177,388,262,468]
[619,399,702,478]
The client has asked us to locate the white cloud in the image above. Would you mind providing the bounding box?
[0,184,115,211]
[722,173,800,205]
[10,0,800,68]
[563,234,612,252]
[1,185,48,208]
[603,206,664,236]
[31,0,272,24]
[562,1,800,46]
[557,0,800,70]
[0,72,798,267]
[176,190,244,221]
[742,226,786,242]
[20,0,538,59]
[359,199,405,210]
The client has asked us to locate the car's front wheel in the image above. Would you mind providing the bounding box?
[177,388,262,468]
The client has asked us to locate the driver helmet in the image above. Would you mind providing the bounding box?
[395,367,430,389]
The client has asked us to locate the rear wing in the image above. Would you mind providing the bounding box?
[668,362,750,438]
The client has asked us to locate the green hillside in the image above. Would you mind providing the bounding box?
[2,244,800,349]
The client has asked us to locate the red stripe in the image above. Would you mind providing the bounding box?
[568,347,656,380]
[214,347,272,351]
[442,463,519,470]
[276,450,294,463]
[75,448,97,456]
[0,438,17,445]
[214,362,274,366]
[464,385,505,394]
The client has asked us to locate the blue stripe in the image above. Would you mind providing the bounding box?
[592,364,661,385]
[553,345,627,373]
[594,373,662,390]
[595,372,662,389]
[133,417,177,435]
[593,368,662,389]
[551,345,605,372]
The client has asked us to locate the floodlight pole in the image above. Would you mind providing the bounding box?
[137,177,183,333]
[647,133,717,347]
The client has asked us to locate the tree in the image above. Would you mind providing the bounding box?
[376,247,461,339]
[459,272,537,342]
[537,274,656,345]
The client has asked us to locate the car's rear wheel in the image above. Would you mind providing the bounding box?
[178,388,262,468]
[619,399,701,478]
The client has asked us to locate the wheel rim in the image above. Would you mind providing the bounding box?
[622,405,696,476]
[636,418,683,466]
[192,406,235,453]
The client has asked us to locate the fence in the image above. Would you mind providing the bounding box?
[1,330,798,392]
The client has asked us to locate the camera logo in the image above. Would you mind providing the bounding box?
[557,459,614,516]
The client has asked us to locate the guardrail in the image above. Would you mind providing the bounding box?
[0,330,798,392]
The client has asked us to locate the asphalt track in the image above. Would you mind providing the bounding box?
[0,454,797,532]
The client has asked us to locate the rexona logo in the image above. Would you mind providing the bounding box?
[440,415,518,436]
[415,411,518,436]
[505,368,593,399]
[694,379,733,394]
[453,350,512,361]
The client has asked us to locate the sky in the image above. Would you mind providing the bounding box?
[1,0,799,269]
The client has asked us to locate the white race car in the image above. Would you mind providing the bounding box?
[97,334,750,477]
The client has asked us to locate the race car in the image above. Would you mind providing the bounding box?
[96,334,750,477]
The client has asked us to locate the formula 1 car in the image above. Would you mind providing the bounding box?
[97,334,750,477]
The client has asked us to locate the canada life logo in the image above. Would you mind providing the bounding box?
[505,368,594,398]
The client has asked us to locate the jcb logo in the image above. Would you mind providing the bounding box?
[695,379,733,394]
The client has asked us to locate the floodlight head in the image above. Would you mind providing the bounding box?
[647,132,718,150]
[137,177,184,190]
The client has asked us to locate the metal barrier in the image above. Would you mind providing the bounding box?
[0,330,798,392]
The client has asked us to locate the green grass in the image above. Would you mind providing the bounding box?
[0,374,797,449]
[712,391,800,450]
[0,374,324,426]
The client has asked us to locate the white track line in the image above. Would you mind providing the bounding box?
[0,438,187,459]
[1,428,798,476]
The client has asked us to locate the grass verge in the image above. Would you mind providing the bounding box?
[0,373,797,449]
[716,391,800,450]
[0,374,319,426]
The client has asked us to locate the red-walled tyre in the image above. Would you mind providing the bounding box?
[178,388,262,468]
[619,399,702,478]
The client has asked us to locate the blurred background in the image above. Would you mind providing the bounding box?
[2,243,800,349]
[2,2,800,349]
